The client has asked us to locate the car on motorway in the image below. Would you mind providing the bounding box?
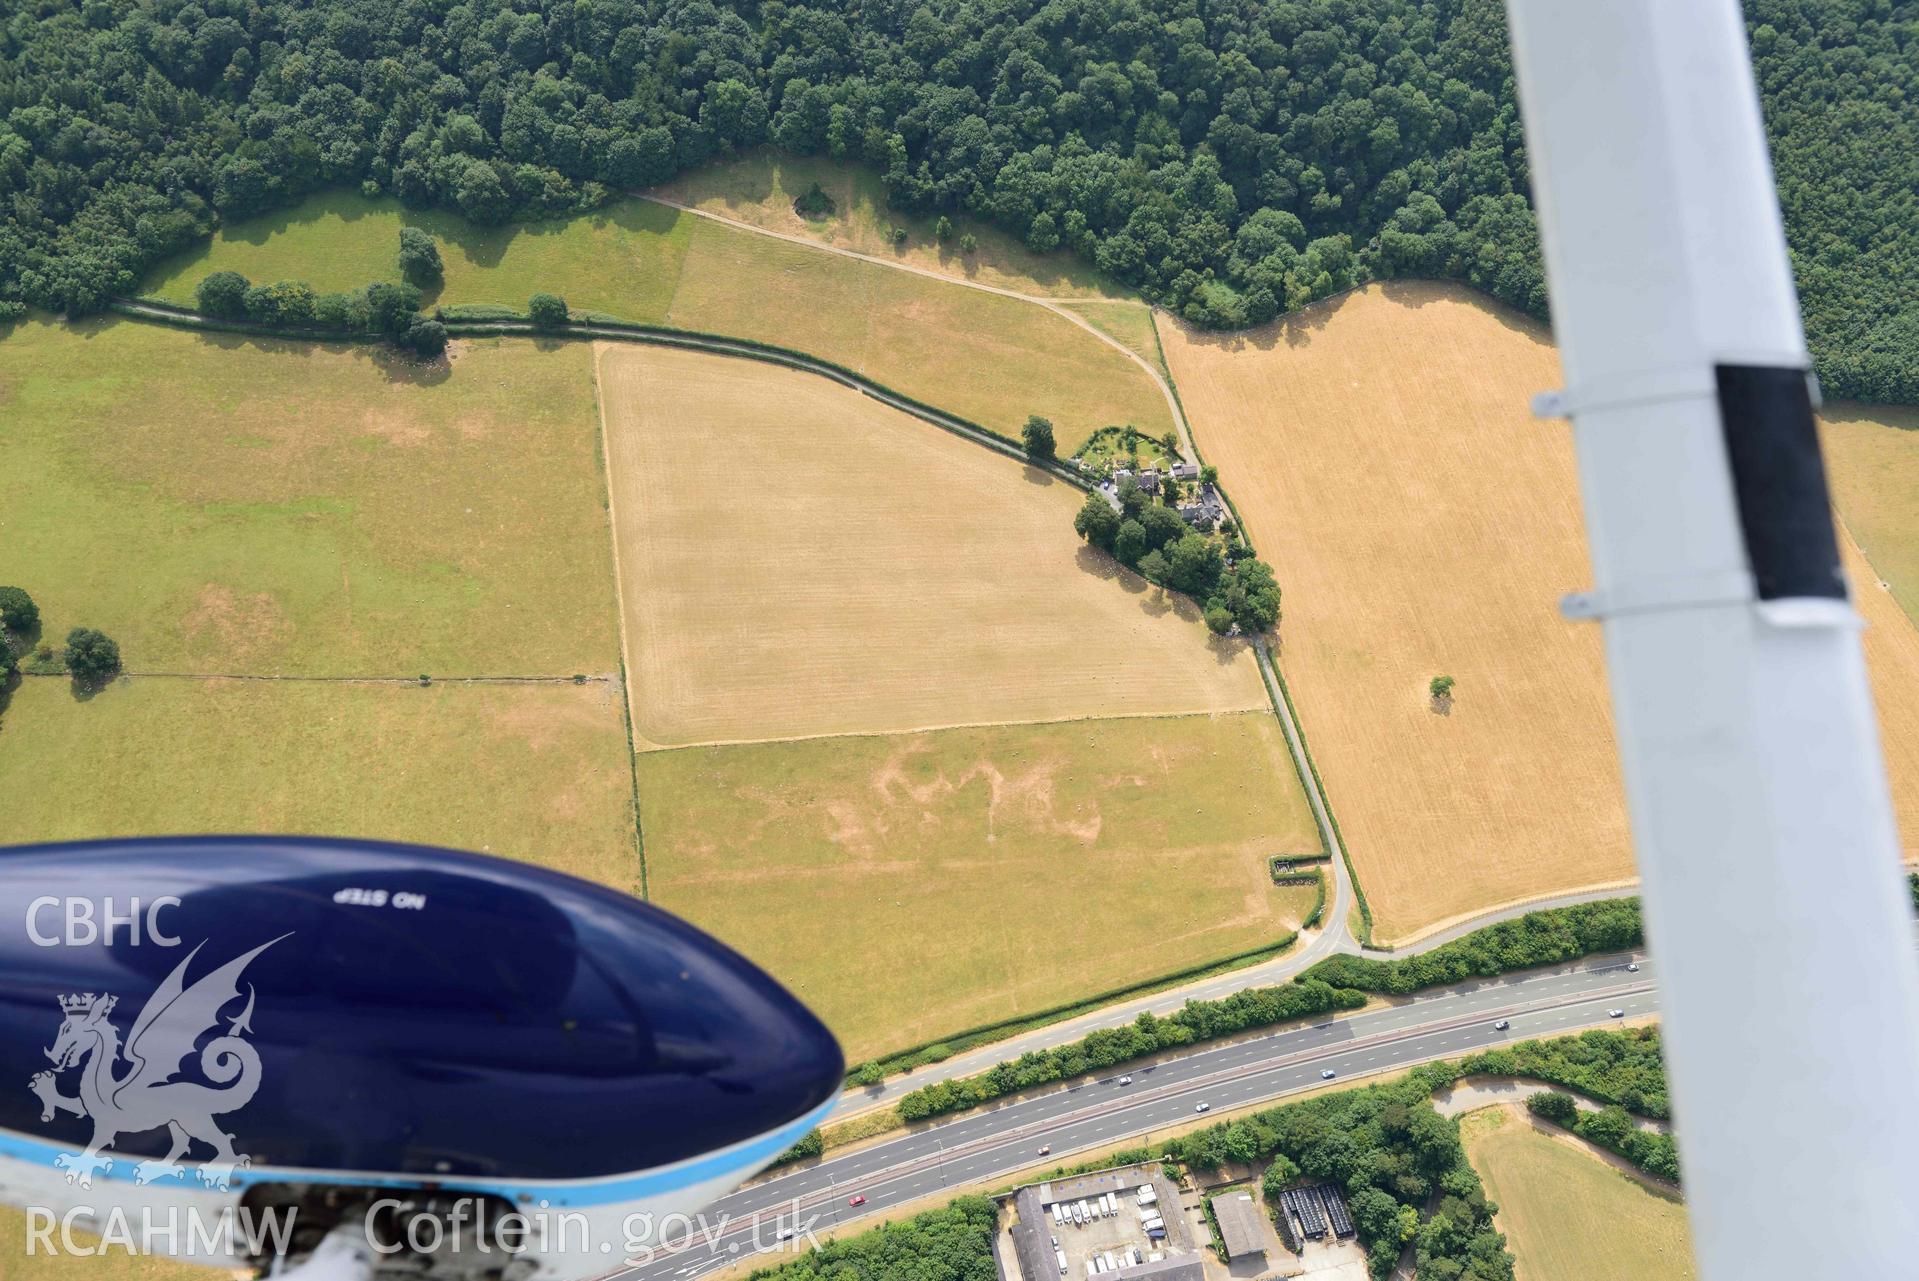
[776,1228,795,1242]
[1037,1144,1052,1156]
[1609,1008,1626,1018]
[1117,1075,1132,1085]
[1194,1102,1211,1113]
[1494,1019,1511,1031]
[847,1195,866,1207]
[1627,962,1640,972]
[1320,1069,1337,1079]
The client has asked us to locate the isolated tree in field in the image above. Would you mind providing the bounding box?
[398,227,444,286]
[1022,415,1056,460]
[1430,675,1456,701]
[0,586,39,635]
[63,628,120,680]
[1073,492,1119,550]
[529,293,569,328]
[959,233,978,255]
[934,215,954,242]
[401,317,447,357]
[890,225,908,245]
[196,271,251,319]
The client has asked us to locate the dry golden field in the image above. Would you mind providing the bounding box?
[637,711,1321,1060]
[1845,533,1919,868]
[595,343,1265,748]
[1160,282,1919,939]
[1823,402,1919,620]
[1160,283,1632,942]
[1462,1108,1696,1281]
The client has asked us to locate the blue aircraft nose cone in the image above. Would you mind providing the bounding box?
[0,838,843,1184]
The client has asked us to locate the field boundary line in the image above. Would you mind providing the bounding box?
[632,703,1274,756]
[108,299,1094,490]
[1148,299,1372,951]
[591,342,653,901]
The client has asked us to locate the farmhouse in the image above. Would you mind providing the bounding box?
[1178,484,1225,527]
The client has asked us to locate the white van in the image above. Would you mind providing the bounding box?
[1056,1249,1068,1275]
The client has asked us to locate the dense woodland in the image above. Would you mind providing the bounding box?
[0,0,1913,400]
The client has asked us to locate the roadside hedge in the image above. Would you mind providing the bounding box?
[765,1128,824,1170]
[1526,1091,1681,1185]
[743,1195,997,1281]
[894,979,1367,1123]
[1459,1025,1671,1120]
[1300,898,1643,995]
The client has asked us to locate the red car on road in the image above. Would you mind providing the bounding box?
[848,1195,867,1207]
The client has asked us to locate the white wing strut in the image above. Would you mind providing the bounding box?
[1502,1,1919,1275]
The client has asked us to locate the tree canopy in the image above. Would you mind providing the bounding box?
[0,0,1911,401]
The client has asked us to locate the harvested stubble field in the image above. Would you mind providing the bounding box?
[637,711,1322,1060]
[1160,282,1919,940]
[0,315,619,676]
[0,677,640,891]
[1462,1107,1695,1281]
[1822,401,1919,622]
[596,343,1264,749]
[143,189,1166,450]
[1160,283,1632,944]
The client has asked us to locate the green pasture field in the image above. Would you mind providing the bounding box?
[140,191,1169,450]
[637,711,1322,1062]
[0,315,618,676]
[0,676,639,891]
[1462,1108,1695,1281]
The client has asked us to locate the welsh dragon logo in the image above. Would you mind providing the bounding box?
[28,936,286,1192]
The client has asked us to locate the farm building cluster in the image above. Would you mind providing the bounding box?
[1000,1163,1367,1281]
[1091,462,1226,529]
[1006,1166,1199,1281]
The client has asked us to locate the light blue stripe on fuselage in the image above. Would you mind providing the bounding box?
[0,1095,832,1208]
